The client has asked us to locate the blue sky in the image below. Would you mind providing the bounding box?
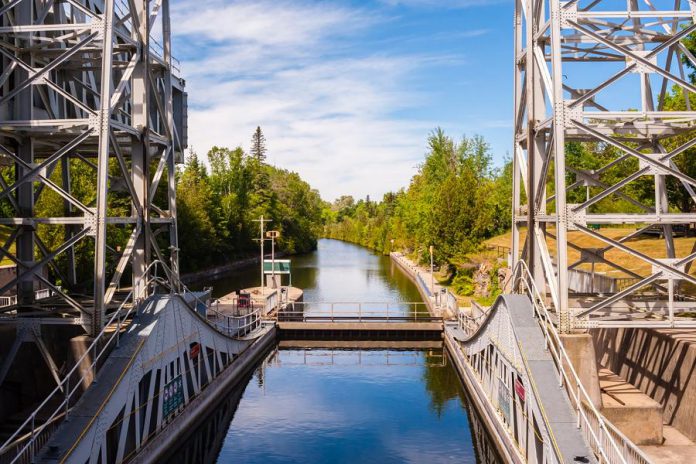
[171,0,511,201]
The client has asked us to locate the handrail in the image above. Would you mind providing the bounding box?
[509,260,651,464]
[148,257,266,339]
[206,299,262,338]
[0,257,263,463]
[0,260,172,463]
[279,301,434,323]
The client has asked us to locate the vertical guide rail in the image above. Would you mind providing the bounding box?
[92,0,116,337]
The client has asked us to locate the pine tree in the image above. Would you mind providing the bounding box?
[250,126,267,162]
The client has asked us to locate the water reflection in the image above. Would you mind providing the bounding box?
[170,348,501,464]
[172,240,502,463]
[201,240,420,302]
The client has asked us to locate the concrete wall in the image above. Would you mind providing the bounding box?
[593,327,696,441]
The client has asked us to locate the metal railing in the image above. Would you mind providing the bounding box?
[510,260,652,464]
[0,295,16,308]
[278,301,437,323]
[457,303,490,337]
[113,0,182,74]
[0,260,175,464]
[206,299,262,338]
[485,244,511,259]
[0,288,58,308]
[274,349,447,367]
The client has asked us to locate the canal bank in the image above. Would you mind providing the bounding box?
[390,252,458,318]
[170,239,501,464]
[389,250,521,461]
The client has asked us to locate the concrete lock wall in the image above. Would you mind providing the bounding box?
[592,327,696,442]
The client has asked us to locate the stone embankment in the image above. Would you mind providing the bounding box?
[390,252,458,318]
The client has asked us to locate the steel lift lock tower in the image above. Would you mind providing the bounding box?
[0,0,186,377]
[513,0,696,331]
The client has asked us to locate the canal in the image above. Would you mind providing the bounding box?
[172,239,501,463]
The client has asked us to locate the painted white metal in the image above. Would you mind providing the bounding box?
[514,0,696,330]
[0,261,260,464]
[0,0,186,336]
[457,261,653,464]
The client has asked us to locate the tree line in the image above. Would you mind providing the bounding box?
[177,127,325,272]
[323,129,512,266]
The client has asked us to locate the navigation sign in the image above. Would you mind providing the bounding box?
[163,375,184,419]
[514,377,526,402]
[263,259,291,274]
[266,230,280,239]
[189,342,200,360]
[498,381,511,425]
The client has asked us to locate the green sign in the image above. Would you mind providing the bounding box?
[498,381,511,425]
[163,375,184,418]
[263,259,291,274]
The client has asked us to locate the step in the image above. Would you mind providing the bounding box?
[641,425,696,463]
[599,368,663,445]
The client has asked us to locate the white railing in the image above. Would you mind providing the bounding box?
[0,295,16,307]
[0,260,175,464]
[510,260,652,464]
[0,288,60,308]
[206,299,262,338]
[34,289,52,300]
[457,304,490,337]
[0,259,264,463]
[278,301,437,323]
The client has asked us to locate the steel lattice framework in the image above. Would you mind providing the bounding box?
[0,0,186,336]
[513,1,696,331]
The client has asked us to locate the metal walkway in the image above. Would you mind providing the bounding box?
[505,295,594,463]
[447,262,652,464]
[0,285,266,464]
[446,295,594,464]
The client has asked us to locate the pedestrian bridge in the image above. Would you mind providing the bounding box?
[275,301,443,339]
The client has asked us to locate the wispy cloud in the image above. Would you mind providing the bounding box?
[379,0,504,7]
[171,0,486,200]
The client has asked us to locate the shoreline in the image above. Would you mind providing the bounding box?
[180,251,292,285]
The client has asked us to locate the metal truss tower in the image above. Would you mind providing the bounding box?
[0,0,186,336]
[513,1,696,331]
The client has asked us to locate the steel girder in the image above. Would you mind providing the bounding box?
[0,0,186,336]
[513,0,696,331]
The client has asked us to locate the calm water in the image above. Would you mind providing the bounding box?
[170,239,501,464]
[207,239,422,299]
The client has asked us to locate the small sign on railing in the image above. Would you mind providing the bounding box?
[189,342,200,360]
[162,375,184,419]
[514,377,526,402]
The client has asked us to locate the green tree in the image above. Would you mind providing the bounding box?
[250,126,267,162]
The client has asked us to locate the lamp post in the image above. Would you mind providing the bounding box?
[390,239,395,253]
[429,245,434,294]
[253,216,271,295]
[266,230,280,289]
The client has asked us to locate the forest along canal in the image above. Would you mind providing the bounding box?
[172,239,501,463]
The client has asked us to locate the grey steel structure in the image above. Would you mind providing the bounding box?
[513,1,696,331]
[0,0,186,336]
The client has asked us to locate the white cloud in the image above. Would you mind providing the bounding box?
[172,0,467,200]
[380,0,503,7]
